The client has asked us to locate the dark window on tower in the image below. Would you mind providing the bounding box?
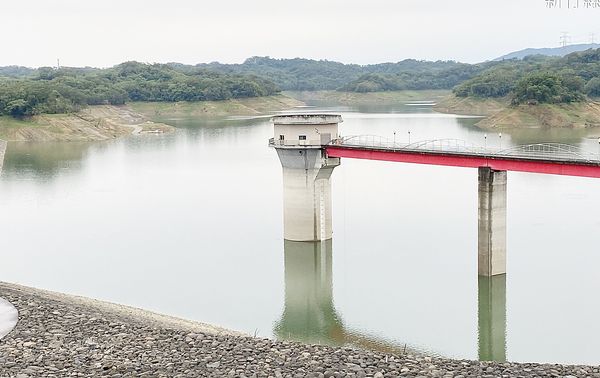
[299,135,307,140]
[279,135,285,140]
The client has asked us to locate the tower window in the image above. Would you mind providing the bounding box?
[299,135,307,140]
[279,135,284,140]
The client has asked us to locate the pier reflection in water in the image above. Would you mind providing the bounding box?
[478,275,507,362]
[275,237,508,360]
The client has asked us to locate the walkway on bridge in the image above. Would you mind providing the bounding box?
[325,135,600,178]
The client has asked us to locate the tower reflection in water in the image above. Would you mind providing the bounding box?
[274,239,343,345]
[274,240,508,361]
[274,239,416,355]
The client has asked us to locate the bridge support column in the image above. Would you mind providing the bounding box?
[478,167,507,276]
[478,275,507,361]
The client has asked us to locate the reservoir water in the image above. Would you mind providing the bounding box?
[1,99,600,364]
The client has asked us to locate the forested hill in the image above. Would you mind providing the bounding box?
[191,57,476,91]
[2,49,600,118]
[200,52,600,104]
[0,66,36,78]
[494,43,600,61]
[0,62,279,117]
[192,57,364,91]
[453,49,600,104]
[0,58,486,119]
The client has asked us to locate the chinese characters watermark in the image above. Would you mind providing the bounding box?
[545,0,600,7]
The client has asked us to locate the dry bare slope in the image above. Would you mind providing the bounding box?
[0,106,173,142]
[435,94,600,129]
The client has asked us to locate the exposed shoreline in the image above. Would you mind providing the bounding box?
[130,94,303,120]
[0,106,174,143]
[1,282,597,377]
[285,89,600,130]
[284,90,450,106]
[4,91,600,144]
[0,94,303,143]
[433,94,600,129]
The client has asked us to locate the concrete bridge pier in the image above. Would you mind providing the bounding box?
[478,167,507,276]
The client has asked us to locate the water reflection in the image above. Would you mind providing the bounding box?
[2,142,93,178]
[275,232,509,359]
[478,275,507,362]
[274,240,340,344]
[507,128,591,146]
[275,239,422,356]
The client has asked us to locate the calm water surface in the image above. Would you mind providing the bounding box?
[1,100,600,364]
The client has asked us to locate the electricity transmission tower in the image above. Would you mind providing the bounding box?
[559,32,571,47]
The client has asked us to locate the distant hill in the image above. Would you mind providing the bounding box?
[190,57,477,91]
[0,66,36,78]
[494,44,600,61]
[456,48,600,103]
[0,61,281,118]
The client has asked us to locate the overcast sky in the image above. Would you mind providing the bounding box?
[1,0,599,67]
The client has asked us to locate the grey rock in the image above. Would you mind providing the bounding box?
[0,282,595,378]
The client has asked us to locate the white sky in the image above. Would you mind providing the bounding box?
[1,0,599,67]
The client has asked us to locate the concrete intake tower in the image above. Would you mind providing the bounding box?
[269,114,342,242]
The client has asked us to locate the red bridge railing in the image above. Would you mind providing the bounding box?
[325,136,600,178]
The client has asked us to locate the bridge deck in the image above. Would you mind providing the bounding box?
[325,137,600,178]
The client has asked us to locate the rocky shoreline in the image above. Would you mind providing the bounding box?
[0,282,598,377]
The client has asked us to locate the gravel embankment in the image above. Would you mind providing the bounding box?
[0,282,598,377]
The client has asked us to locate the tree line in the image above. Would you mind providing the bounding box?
[193,57,479,92]
[193,53,600,102]
[0,62,279,117]
[2,50,599,118]
[453,50,600,104]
